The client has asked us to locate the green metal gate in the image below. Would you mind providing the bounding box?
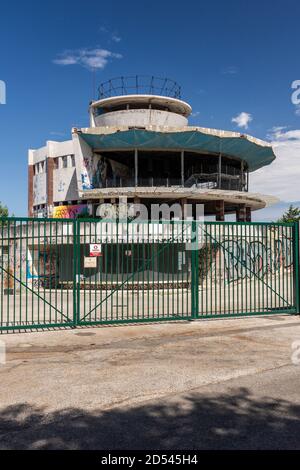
[0,218,76,330]
[0,218,298,331]
[198,221,299,318]
[75,219,195,325]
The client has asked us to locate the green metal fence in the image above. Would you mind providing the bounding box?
[0,218,75,330]
[0,217,298,331]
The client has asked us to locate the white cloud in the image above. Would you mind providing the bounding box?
[53,48,122,70]
[269,129,300,141]
[54,56,77,66]
[99,26,122,43]
[49,131,67,137]
[191,111,200,117]
[111,34,121,43]
[266,126,288,140]
[252,201,300,222]
[250,128,300,201]
[222,66,239,75]
[231,112,252,129]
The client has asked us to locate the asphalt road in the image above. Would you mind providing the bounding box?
[0,315,300,449]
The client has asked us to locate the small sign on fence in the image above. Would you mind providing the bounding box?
[89,244,102,257]
[84,257,97,269]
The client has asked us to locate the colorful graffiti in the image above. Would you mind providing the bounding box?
[26,249,59,287]
[221,237,292,282]
[52,204,89,219]
[81,153,131,190]
[81,157,91,190]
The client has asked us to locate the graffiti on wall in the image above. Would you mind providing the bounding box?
[53,204,89,219]
[26,249,58,286]
[81,153,131,190]
[57,180,66,193]
[33,173,47,205]
[221,237,292,282]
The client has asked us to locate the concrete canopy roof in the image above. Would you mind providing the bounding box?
[76,127,276,172]
[90,95,192,117]
[79,186,279,211]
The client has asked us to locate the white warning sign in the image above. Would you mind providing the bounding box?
[89,244,102,257]
[84,257,97,269]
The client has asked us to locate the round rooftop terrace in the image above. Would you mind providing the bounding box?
[90,76,192,127]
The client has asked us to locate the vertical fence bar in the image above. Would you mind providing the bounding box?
[191,220,199,319]
[73,219,78,327]
[0,222,3,327]
[293,221,300,313]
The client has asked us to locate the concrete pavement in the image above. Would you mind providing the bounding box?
[0,314,300,449]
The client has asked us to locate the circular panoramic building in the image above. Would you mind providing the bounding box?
[28,76,278,220]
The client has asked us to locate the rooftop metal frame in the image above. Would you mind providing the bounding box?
[98,76,182,100]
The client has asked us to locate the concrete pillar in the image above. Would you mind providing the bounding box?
[46,157,55,212]
[133,197,141,218]
[246,206,252,222]
[236,204,247,222]
[181,151,185,186]
[241,160,244,191]
[218,154,222,189]
[180,198,188,219]
[134,149,138,187]
[28,164,34,217]
[216,200,225,222]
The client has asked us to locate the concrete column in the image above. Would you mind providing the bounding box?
[134,149,138,187]
[46,157,55,211]
[218,154,222,189]
[181,151,185,186]
[180,198,188,219]
[246,206,252,222]
[133,197,141,218]
[216,200,225,222]
[241,160,244,191]
[236,204,247,222]
[28,164,34,217]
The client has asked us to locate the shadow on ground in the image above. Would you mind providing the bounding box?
[0,388,299,449]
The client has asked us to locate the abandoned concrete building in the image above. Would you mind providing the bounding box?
[28,76,277,221]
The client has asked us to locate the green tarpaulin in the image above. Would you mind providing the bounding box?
[80,129,275,172]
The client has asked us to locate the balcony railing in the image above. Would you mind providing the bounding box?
[97,174,247,192]
[98,76,182,100]
[184,173,246,191]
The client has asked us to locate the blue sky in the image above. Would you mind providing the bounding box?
[0,0,300,218]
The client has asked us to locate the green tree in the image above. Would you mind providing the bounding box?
[0,201,9,219]
[277,204,300,223]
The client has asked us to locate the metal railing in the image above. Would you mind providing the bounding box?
[102,177,182,188]
[98,76,182,100]
[98,174,246,191]
[184,173,246,191]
